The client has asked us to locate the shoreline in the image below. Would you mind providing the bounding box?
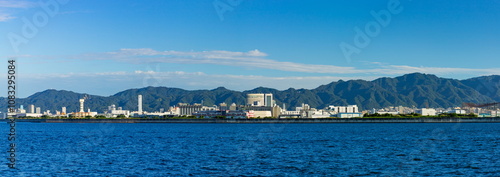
[3,117,500,123]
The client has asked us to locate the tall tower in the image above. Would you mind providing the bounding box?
[29,104,35,113]
[264,93,274,107]
[138,95,143,113]
[79,99,85,112]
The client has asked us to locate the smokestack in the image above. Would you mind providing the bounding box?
[138,95,143,113]
[79,99,85,112]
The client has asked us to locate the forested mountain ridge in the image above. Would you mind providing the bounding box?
[3,73,498,112]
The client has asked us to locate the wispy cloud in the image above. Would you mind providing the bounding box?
[81,48,360,74]
[0,0,35,22]
[75,48,500,76]
[11,48,500,77]
[0,0,34,8]
[10,68,500,98]
[59,10,93,15]
[13,71,378,97]
[0,12,14,21]
[377,65,500,76]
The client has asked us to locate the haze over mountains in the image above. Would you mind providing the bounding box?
[2,73,499,113]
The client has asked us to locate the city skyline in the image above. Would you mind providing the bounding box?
[1,0,500,97]
[4,72,499,115]
[8,91,500,119]
[5,72,500,99]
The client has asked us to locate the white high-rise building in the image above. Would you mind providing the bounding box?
[62,107,66,114]
[247,94,264,106]
[35,107,41,114]
[264,94,274,107]
[247,93,274,107]
[79,99,85,112]
[138,95,143,113]
[29,104,35,113]
[109,105,116,111]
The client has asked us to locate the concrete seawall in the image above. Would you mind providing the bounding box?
[7,117,500,123]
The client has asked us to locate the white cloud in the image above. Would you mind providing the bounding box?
[11,48,500,80]
[0,0,35,22]
[0,13,14,21]
[10,71,378,97]
[0,0,34,8]
[59,10,93,15]
[76,48,500,76]
[375,65,500,76]
[8,67,500,98]
[83,48,361,74]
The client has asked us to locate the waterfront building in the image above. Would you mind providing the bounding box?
[109,110,130,117]
[417,108,437,116]
[15,113,43,118]
[279,111,302,118]
[338,113,363,118]
[449,109,467,114]
[72,111,98,118]
[492,110,500,117]
[328,105,359,113]
[243,105,281,118]
[79,99,85,112]
[138,95,143,114]
[310,110,332,118]
[376,111,399,115]
[29,104,35,113]
[108,105,117,111]
[272,105,281,118]
[178,103,203,116]
[229,103,237,111]
[247,93,274,107]
[17,108,26,113]
[138,112,177,118]
[246,110,272,118]
[201,105,218,111]
[219,103,228,111]
[279,104,332,118]
[247,93,264,106]
[326,105,362,118]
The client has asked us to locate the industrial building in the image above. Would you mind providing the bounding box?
[417,108,437,116]
[328,105,359,113]
[247,93,275,107]
[178,103,203,116]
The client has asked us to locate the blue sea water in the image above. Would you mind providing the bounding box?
[1,122,500,176]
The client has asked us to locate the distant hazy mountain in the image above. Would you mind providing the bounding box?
[2,73,499,112]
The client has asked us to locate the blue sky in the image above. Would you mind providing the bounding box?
[1,0,499,97]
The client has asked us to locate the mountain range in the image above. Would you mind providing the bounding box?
[2,73,499,113]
